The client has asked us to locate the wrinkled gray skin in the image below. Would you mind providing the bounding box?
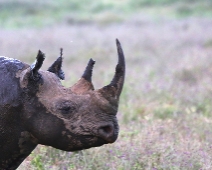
[0,39,125,170]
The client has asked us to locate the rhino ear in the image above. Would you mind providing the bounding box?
[30,50,45,81]
[48,48,65,80]
[97,39,125,101]
[71,58,95,94]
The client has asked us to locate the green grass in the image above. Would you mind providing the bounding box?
[1,0,212,29]
[0,0,128,29]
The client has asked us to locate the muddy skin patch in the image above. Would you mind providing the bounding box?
[17,67,31,89]
[0,131,37,170]
[18,131,38,154]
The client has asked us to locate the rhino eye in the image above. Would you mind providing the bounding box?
[59,106,76,114]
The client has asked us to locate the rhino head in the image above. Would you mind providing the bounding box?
[19,39,125,152]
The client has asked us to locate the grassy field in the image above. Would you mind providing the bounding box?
[1,0,212,29]
[1,0,212,169]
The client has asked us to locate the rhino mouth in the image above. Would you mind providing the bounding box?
[80,133,118,149]
[84,135,110,146]
[65,135,107,151]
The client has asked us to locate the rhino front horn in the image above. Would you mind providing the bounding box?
[97,39,125,100]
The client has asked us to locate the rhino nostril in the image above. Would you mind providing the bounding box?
[98,124,115,143]
[101,125,113,134]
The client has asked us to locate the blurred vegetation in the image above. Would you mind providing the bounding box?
[2,0,212,169]
[0,0,212,28]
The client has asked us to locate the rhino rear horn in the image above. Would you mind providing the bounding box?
[48,48,65,80]
[82,58,95,82]
[97,39,125,100]
[30,50,45,81]
[71,58,95,94]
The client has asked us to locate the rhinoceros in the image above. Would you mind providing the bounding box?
[0,39,125,169]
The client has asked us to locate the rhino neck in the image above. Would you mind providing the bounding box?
[0,106,38,169]
[0,128,38,170]
[0,102,38,169]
